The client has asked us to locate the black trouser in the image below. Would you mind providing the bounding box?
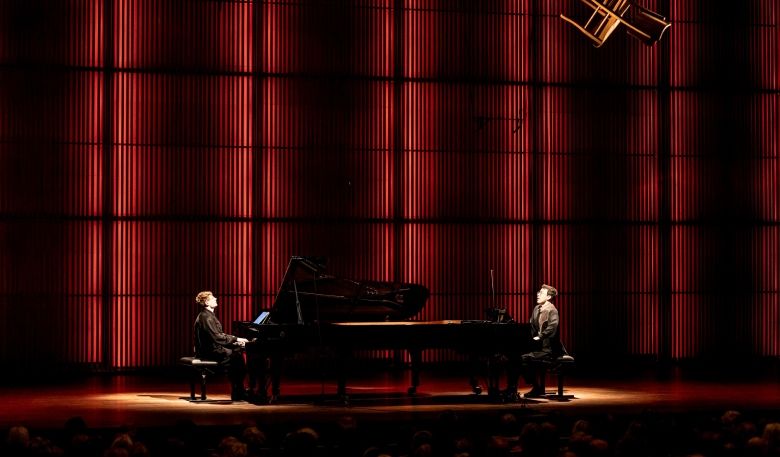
[521,351,553,390]
[246,351,272,398]
[506,350,552,391]
[207,349,247,392]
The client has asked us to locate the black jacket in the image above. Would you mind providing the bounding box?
[194,309,237,359]
[529,302,562,355]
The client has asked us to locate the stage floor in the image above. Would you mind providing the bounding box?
[3,369,780,430]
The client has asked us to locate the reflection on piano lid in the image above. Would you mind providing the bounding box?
[269,256,430,324]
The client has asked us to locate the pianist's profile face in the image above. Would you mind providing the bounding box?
[206,295,218,311]
[536,287,550,304]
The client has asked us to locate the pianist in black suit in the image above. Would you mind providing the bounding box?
[507,284,562,399]
[194,291,250,401]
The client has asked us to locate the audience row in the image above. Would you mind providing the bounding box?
[4,408,780,457]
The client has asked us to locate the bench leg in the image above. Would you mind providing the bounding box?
[200,371,208,400]
[190,377,196,400]
[558,372,564,397]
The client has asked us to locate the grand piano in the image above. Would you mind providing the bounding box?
[235,256,532,402]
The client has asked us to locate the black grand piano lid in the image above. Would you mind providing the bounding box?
[269,256,430,324]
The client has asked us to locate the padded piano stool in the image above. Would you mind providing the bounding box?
[179,357,220,402]
[541,354,575,401]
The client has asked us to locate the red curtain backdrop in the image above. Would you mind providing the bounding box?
[0,0,778,372]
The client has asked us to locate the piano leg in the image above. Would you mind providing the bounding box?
[270,354,281,401]
[408,349,421,395]
[336,348,349,403]
[489,355,502,398]
[468,353,483,395]
[246,351,267,403]
[246,351,276,404]
[471,353,511,401]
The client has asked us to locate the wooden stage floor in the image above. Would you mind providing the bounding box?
[3,368,780,430]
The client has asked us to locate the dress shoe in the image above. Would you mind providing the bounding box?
[502,389,520,403]
[231,388,251,401]
[248,393,269,405]
[524,387,545,398]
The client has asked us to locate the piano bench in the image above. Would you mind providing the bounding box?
[544,355,575,401]
[179,357,220,401]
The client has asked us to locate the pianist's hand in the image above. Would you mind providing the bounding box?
[533,336,540,341]
[236,337,249,347]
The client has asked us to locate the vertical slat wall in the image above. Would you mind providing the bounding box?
[401,0,534,362]
[1,0,779,373]
[0,0,104,373]
[260,0,395,360]
[111,0,255,368]
[669,0,780,359]
[536,0,664,358]
[744,2,775,359]
[746,2,780,358]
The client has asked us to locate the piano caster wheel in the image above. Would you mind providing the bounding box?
[473,385,482,395]
[407,386,417,396]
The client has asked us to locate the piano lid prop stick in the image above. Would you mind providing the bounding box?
[293,280,304,325]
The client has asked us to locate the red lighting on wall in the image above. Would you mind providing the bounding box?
[2,0,780,371]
